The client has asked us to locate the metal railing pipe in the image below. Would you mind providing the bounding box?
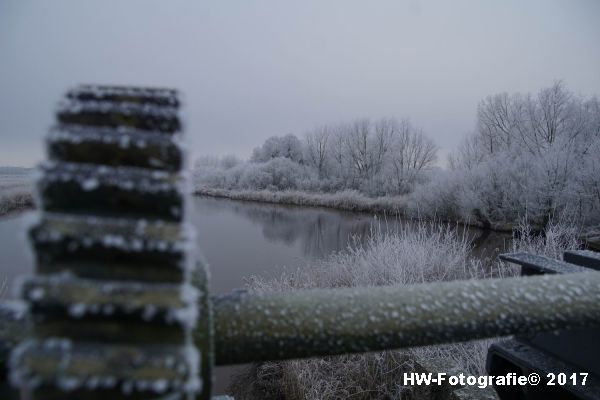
[212,270,600,365]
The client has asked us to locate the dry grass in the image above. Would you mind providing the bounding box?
[231,222,497,399]
[229,219,580,400]
[195,187,406,215]
[509,218,581,260]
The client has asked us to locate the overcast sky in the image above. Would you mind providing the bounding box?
[1,0,599,167]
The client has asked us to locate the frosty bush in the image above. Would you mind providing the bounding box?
[230,217,581,399]
[251,134,305,164]
[195,156,314,191]
[230,222,500,399]
[510,217,581,261]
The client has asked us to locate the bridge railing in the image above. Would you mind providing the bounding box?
[212,264,600,365]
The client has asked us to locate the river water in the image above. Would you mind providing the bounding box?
[0,195,509,394]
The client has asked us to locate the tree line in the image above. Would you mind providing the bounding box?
[416,81,600,227]
[197,117,437,196]
[195,81,600,227]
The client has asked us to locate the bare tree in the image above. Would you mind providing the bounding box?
[477,93,514,153]
[459,81,584,167]
[305,126,331,180]
[372,118,395,176]
[345,118,373,182]
[529,81,572,146]
[475,92,542,155]
[388,119,437,193]
[328,124,350,185]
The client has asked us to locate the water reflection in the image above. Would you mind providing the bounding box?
[193,196,510,269]
[191,197,512,394]
[194,196,377,259]
[1,197,511,395]
[0,198,511,300]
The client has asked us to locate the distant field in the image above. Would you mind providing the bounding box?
[0,167,34,216]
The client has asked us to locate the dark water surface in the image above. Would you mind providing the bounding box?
[0,196,509,394]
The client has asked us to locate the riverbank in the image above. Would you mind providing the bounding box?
[0,169,34,218]
[0,186,33,217]
[3,185,598,251]
[195,188,600,251]
[196,187,405,214]
[195,187,517,231]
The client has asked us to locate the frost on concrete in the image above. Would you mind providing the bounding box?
[500,252,589,275]
[564,250,600,270]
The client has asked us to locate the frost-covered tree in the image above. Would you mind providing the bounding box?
[193,82,598,228]
[462,81,594,164]
[240,157,313,190]
[251,134,304,164]
[304,126,330,180]
[344,118,374,182]
[328,124,353,188]
[196,117,437,196]
[440,82,600,227]
[220,154,242,169]
[387,119,437,194]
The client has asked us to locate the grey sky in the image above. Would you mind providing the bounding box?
[1,0,599,167]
